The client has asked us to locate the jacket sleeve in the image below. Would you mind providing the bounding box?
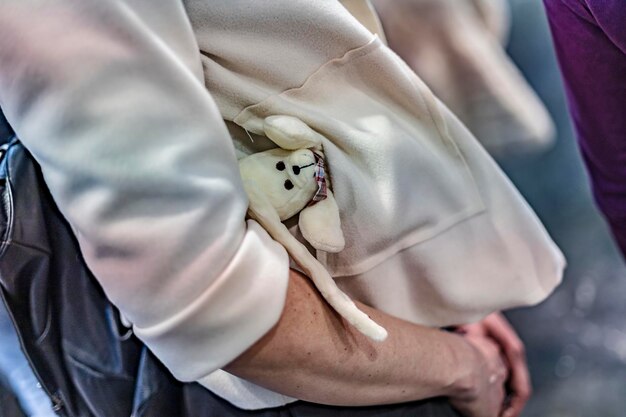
[0,0,290,382]
[544,0,626,255]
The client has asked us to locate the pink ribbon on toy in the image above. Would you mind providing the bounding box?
[309,151,327,206]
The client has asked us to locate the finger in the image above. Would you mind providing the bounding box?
[484,315,531,417]
[501,363,531,417]
[456,321,487,337]
[263,116,323,150]
[476,336,509,382]
[484,314,524,355]
[489,318,530,380]
[501,390,531,417]
[484,314,528,380]
[496,351,510,382]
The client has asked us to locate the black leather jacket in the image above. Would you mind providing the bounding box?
[0,111,205,417]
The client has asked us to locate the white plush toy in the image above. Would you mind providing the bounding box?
[239,115,388,342]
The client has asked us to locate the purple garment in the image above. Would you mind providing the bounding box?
[544,0,626,255]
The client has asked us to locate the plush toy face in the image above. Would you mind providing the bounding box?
[238,115,346,253]
[239,148,318,220]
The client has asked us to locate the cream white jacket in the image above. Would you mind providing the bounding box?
[0,0,290,394]
[0,0,564,410]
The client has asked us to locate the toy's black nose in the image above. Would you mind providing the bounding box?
[292,162,314,176]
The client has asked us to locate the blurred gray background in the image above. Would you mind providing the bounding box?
[501,1,626,416]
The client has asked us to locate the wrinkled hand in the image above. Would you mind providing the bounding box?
[458,313,531,417]
[450,333,509,417]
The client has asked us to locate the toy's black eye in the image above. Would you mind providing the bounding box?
[284,180,294,190]
[292,166,301,175]
[276,161,286,171]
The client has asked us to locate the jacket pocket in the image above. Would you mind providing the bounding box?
[234,38,484,277]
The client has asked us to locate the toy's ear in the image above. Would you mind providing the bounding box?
[299,190,345,253]
[264,116,323,150]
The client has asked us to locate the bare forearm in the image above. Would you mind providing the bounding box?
[225,270,476,406]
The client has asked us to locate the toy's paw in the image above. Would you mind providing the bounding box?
[264,116,323,150]
[299,190,345,253]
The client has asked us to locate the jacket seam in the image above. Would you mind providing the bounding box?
[231,35,379,125]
